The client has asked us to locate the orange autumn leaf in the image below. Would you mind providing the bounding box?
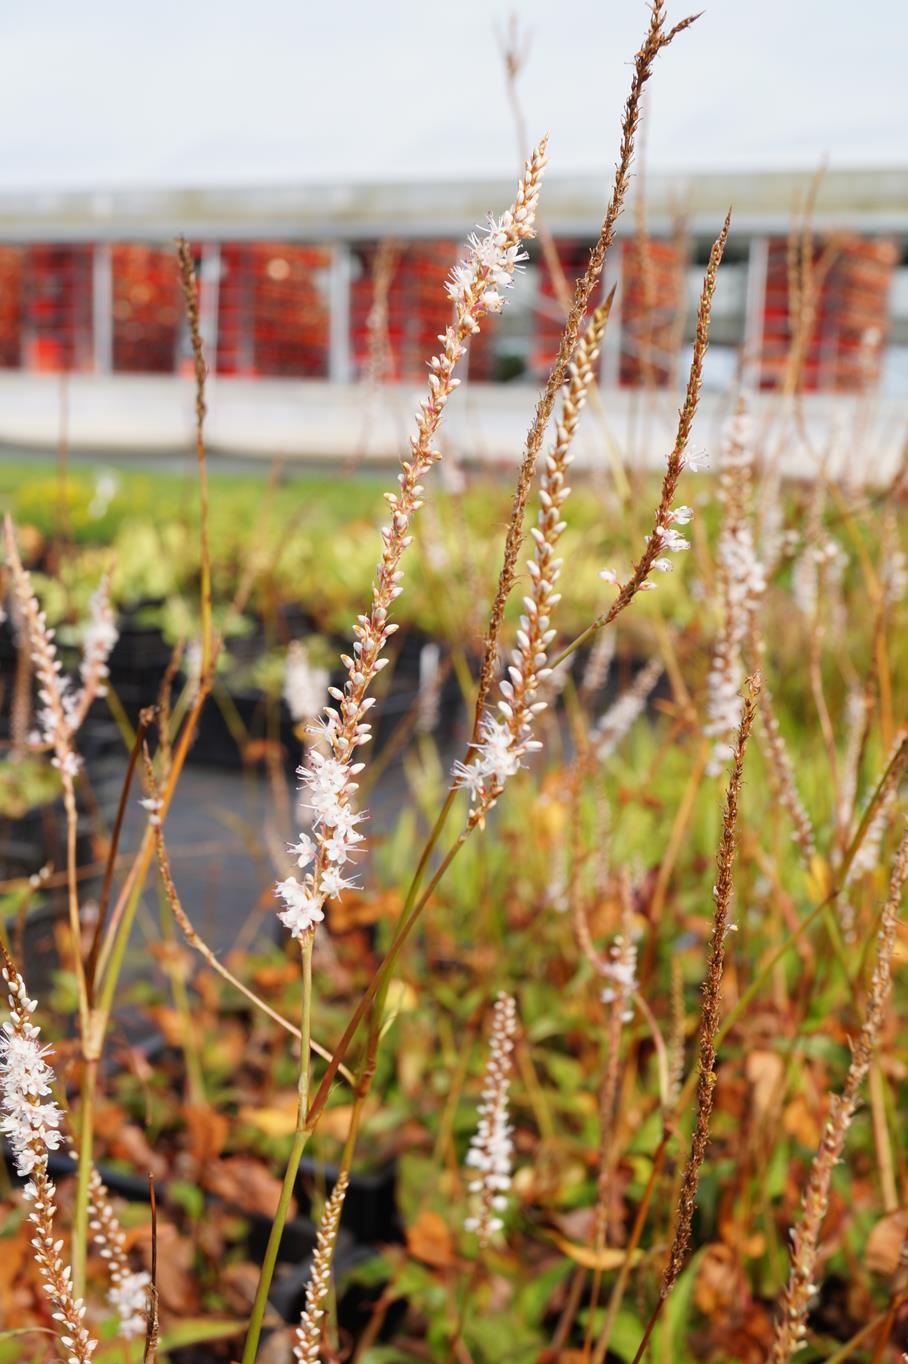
[745,1048,785,1122]
[205,1156,288,1218]
[327,889,403,933]
[544,1231,641,1270]
[866,1209,907,1275]
[238,1100,298,1138]
[183,1102,230,1164]
[783,1093,822,1149]
[406,1209,456,1268]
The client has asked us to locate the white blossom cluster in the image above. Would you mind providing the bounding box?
[87,471,119,519]
[601,931,638,1023]
[1,969,97,1364]
[791,535,844,620]
[4,517,118,785]
[881,508,908,608]
[88,1166,150,1340]
[107,1270,151,1340]
[453,298,610,818]
[0,970,64,1174]
[882,545,908,606]
[284,641,329,726]
[416,641,442,735]
[592,658,663,763]
[276,146,546,939]
[452,712,528,809]
[464,992,517,1245]
[79,577,119,702]
[276,750,366,938]
[446,213,529,316]
[600,503,694,595]
[836,689,866,841]
[703,406,765,775]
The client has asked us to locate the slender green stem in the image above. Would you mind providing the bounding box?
[447,1261,482,1363]
[305,829,469,1131]
[72,1058,96,1297]
[591,1132,671,1364]
[242,933,314,1364]
[64,773,94,1298]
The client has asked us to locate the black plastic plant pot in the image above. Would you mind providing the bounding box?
[266,1229,373,1321]
[4,1149,405,1359]
[165,1236,395,1364]
[185,683,271,770]
[295,1156,402,1246]
[2,898,75,999]
[0,797,107,902]
[107,612,174,720]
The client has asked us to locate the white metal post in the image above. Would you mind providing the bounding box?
[328,243,352,382]
[92,242,113,374]
[199,242,221,374]
[742,235,769,390]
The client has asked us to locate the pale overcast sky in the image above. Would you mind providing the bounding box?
[0,0,904,190]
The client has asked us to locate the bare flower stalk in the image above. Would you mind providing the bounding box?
[767,824,908,1363]
[474,0,698,730]
[666,677,759,1282]
[558,211,730,675]
[600,214,729,597]
[297,1,715,1177]
[176,237,213,679]
[621,676,760,1364]
[292,1171,351,1362]
[582,872,639,1354]
[275,143,546,941]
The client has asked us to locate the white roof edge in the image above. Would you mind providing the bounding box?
[0,167,905,243]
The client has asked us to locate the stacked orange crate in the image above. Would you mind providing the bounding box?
[825,238,898,390]
[249,244,331,377]
[112,245,181,372]
[399,242,457,384]
[619,237,685,387]
[215,243,251,375]
[0,247,23,368]
[760,239,831,390]
[216,244,331,377]
[23,245,93,371]
[759,236,897,391]
[759,239,796,390]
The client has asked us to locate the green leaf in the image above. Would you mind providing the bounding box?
[94,1316,243,1362]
